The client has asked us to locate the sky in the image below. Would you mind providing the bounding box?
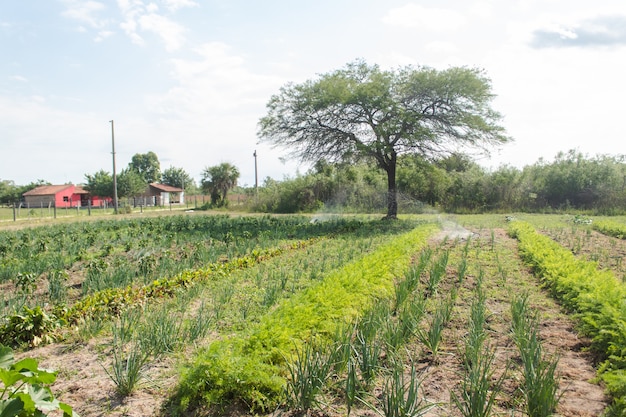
[2,0,625,187]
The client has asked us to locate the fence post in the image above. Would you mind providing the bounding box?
[13,203,16,221]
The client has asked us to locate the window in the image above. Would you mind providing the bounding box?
[63,196,69,202]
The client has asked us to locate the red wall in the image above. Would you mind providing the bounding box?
[54,185,78,207]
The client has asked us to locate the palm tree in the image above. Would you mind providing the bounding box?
[201,163,240,206]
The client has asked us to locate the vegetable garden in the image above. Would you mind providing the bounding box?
[2,212,626,416]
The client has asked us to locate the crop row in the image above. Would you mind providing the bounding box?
[508,221,626,416]
[0,240,321,347]
[593,218,626,240]
[167,222,439,414]
[1,215,392,342]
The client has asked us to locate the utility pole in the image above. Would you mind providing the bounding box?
[110,120,119,214]
[253,150,258,197]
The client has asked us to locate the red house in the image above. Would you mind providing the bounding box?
[22,185,111,208]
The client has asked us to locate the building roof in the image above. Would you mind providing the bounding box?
[22,184,73,196]
[149,183,184,193]
[73,186,89,195]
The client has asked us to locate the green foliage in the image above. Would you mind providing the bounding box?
[201,163,240,207]
[83,169,114,198]
[168,222,438,414]
[104,337,151,397]
[0,306,63,347]
[258,59,509,218]
[376,363,434,417]
[116,167,147,198]
[0,344,77,416]
[283,342,334,412]
[509,221,625,409]
[161,166,196,192]
[129,151,161,184]
[510,294,560,417]
[451,347,504,417]
[594,219,626,239]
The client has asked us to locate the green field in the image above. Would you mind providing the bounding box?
[1,212,625,417]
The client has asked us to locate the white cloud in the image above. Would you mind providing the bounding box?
[138,13,186,51]
[116,0,187,51]
[162,0,198,12]
[94,30,114,42]
[61,0,108,29]
[11,75,28,82]
[382,4,466,32]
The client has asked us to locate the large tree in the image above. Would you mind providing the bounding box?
[162,166,196,191]
[258,60,510,218]
[117,168,147,198]
[201,163,240,207]
[84,170,114,198]
[129,151,161,184]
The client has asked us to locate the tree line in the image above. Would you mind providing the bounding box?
[2,149,625,214]
[241,150,626,215]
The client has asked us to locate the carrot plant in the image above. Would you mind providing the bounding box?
[509,221,625,415]
[168,222,438,415]
[593,219,626,239]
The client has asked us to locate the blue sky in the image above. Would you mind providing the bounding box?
[2,0,625,187]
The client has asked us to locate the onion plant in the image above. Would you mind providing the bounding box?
[377,362,434,417]
[284,342,334,413]
[511,294,561,417]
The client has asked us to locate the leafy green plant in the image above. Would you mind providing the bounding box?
[0,306,63,347]
[0,344,77,416]
[14,272,38,294]
[169,223,438,414]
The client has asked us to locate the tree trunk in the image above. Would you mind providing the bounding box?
[384,158,398,220]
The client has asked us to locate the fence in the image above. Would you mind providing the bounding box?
[0,194,249,223]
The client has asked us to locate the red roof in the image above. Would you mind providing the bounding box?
[149,183,183,192]
[23,185,73,196]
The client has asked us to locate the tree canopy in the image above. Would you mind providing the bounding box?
[117,168,147,198]
[201,163,240,207]
[258,59,510,218]
[129,151,161,184]
[84,170,114,198]
[162,166,195,191]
